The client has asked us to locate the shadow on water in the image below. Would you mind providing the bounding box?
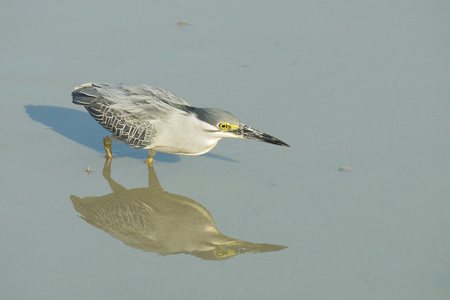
[71,158,286,260]
[24,105,237,163]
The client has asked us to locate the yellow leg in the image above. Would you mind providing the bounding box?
[103,136,113,159]
[145,150,156,165]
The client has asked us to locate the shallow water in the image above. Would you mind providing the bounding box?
[2,1,450,299]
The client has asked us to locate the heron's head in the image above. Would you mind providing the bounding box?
[194,108,290,147]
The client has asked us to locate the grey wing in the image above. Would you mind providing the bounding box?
[72,83,190,148]
[119,84,190,107]
[72,83,190,114]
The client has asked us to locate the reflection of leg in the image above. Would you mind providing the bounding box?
[103,136,113,159]
[102,157,112,178]
[102,157,127,193]
[145,149,156,165]
[147,160,162,189]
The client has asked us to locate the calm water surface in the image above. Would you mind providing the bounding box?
[2,1,450,299]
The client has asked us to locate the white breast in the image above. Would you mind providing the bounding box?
[149,113,221,155]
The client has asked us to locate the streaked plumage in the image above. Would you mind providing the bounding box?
[72,83,289,164]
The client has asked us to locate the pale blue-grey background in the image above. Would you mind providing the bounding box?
[1,1,450,299]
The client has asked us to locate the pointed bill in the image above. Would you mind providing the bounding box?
[234,125,290,147]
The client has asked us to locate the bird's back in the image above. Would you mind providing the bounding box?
[72,83,190,148]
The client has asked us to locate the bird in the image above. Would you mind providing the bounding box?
[72,83,290,164]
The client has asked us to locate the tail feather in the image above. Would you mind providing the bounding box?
[72,83,110,105]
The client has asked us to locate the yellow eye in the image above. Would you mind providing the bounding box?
[216,249,225,256]
[218,123,228,130]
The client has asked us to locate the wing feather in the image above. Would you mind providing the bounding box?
[72,83,191,148]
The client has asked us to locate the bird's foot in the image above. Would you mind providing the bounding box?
[103,136,114,159]
[146,150,155,165]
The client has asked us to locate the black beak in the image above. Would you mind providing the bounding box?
[235,125,290,147]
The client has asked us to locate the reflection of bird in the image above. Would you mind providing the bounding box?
[72,83,289,164]
[70,159,286,260]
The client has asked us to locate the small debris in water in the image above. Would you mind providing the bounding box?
[176,20,192,28]
[86,166,93,175]
[339,167,350,172]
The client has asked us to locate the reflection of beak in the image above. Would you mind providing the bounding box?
[234,125,290,147]
[222,240,287,256]
[194,240,288,260]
